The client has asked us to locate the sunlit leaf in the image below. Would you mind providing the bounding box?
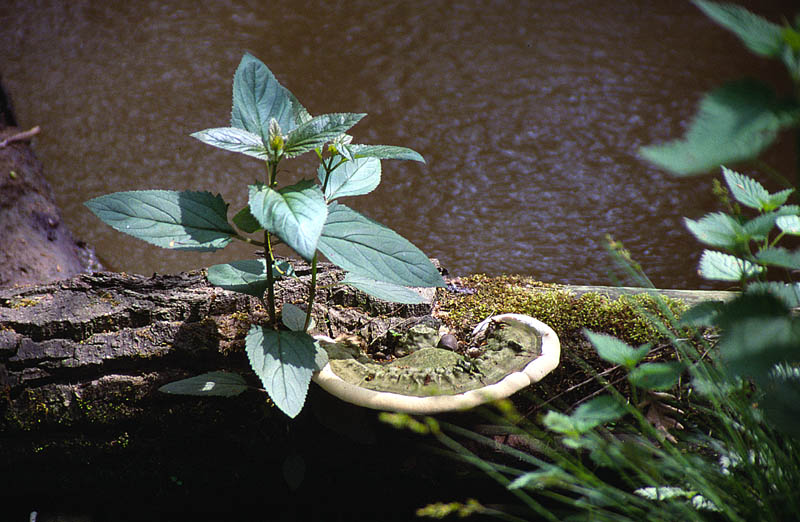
[159,371,249,397]
[756,246,800,270]
[231,53,296,138]
[723,166,772,211]
[85,190,235,251]
[317,202,445,288]
[543,395,626,436]
[245,326,318,418]
[346,144,425,163]
[190,127,268,160]
[698,250,763,281]
[341,274,427,304]
[207,259,269,297]
[248,180,327,261]
[319,157,381,201]
[684,212,747,249]
[284,113,366,158]
[777,215,800,235]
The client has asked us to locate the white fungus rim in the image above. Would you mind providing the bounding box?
[312,313,561,414]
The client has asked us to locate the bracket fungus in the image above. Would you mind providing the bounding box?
[312,313,560,414]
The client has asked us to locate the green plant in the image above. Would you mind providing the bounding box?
[85,53,444,417]
[640,0,800,182]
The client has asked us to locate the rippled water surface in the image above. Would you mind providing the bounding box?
[1,0,797,288]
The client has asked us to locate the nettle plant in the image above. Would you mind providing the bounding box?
[85,53,445,417]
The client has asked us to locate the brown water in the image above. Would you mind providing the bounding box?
[1,0,797,289]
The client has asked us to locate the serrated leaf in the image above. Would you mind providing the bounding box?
[85,190,235,251]
[231,53,296,139]
[207,259,269,297]
[543,396,626,436]
[245,326,318,418]
[233,205,263,233]
[281,303,313,332]
[284,113,366,158]
[159,371,249,397]
[190,127,268,160]
[639,81,789,175]
[698,250,763,281]
[318,157,381,201]
[684,212,746,249]
[755,246,800,270]
[346,144,425,163]
[628,362,684,391]
[317,202,445,288]
[248,180,327,261]
[692,0,784,57]
[720,315,800,384]
[746,281,800,308]
[341,274,427,304]
[777,215,800,235]
[680,300,726,327]
[722,166,772,210]
[584,330,649,370]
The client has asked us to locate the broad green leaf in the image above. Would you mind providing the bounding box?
[684,212,746,249]
[207,259,269,297]
[346,144,425,163]
[692,0,784,58]
[628,362,684,391]
[248,180,327,261]
[159,371,249,397]
[85,190,235,251]
[639,81,790,175]
[245,325,318,418]
[698,250,763,281]
[508,467,570,490]
[743,205,800,238]
[317,202,445,288]
[318,157,381,201]
[746,281,800,308]
[231,53,296,138]
[722,166,771,211]
[755,246,800,270]
[762,363,800,437]
[543,396,626,436]
[341,274,427,304]
[777,215,800,235]
[584,330,649,370]
[284,113,366,158]
[720,316,800,384]
[233,205,262,233]
[190,127,267,160]
[281,303,313,332]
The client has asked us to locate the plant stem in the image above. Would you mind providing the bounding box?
[303,253,318,332]
[265,231,276,329]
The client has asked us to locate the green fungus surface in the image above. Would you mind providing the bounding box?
[324,318,542,397]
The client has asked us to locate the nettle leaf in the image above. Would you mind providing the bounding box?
[245,325,318,418]
[231,53,296,138]
[233,205,263,233]
[284,113,366,158]
[756,246,800,270]
[159,371,249,397]
[281,303,313,332]
[346,144,425,163]
[207,259,269,298]
[628,362,684,391]
[777,215,800,235]
[318,157,381,201]
[720,316,800,383]
[680,300,726,327]
[341,274,427,304]
[747,281,800,308]
[698,250,763,281]
[723,166,779,211]
[543,396,626,436]
[584,330,649,370]
[85,190,235,251]
[692,0,784,58]
[248,180,327,261]
[190,127,267,160]
[639,80,790,175]
[684,212,747,249]
[317,202,445,288]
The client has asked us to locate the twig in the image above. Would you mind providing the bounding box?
[0,126,40,148]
